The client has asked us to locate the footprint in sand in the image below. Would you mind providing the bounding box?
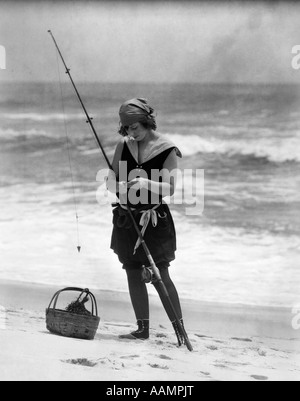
[200,371,211,377]
[156,333,168,338]
[206,345,218,351]
[257,349,267,357]
[149,363,169,370]
[226,361,250,367]
[251,375,268,381]
[158,354,172,360]
[214,364,228,369]
[231,337,252,343]
[62,358,97,368]
[120,355,140,360]
[195,334,212,339]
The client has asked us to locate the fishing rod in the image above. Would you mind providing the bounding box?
[48,30,111,169]
[48,30,193,352]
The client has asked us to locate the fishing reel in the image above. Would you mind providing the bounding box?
[141,265,157,284]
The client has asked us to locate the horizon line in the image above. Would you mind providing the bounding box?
[1,80,300,86]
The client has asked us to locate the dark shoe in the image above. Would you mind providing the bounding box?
[119,319,150,340]
[172,319,185,347]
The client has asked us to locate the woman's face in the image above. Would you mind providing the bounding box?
[126,122,148,142]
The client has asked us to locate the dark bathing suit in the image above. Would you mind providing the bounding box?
[110,141,178,269]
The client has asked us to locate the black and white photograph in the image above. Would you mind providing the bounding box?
[0,0,299,383]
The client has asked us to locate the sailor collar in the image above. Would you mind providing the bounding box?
[124,134,182,165]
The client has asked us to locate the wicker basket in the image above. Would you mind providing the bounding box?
[46,287,100,340]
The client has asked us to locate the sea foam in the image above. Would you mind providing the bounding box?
[165,133,300,163]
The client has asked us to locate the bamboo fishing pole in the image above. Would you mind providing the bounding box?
[48,30,193,352]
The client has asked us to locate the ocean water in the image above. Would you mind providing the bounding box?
[0,82,299,307]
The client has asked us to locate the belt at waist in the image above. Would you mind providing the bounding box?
[117,203,162,254]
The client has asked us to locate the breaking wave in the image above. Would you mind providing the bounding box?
[166,133,300,164]
[0,128,54,141]
[1,112,83,122]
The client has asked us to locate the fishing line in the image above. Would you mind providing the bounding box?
[54,49,81,253]
[48,30,193,351]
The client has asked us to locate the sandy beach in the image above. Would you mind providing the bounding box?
[2,0,300,385]
[0,279,299,382]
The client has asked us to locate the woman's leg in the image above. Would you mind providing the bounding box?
[119,267,150,340]
[125,267,149,321]
[152,266,183,321]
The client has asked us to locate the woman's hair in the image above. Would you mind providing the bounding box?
[118,119,157,137]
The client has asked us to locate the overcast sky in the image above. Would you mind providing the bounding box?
[0,1,300,84]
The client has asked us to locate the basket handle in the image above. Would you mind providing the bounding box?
[47,287,99,317]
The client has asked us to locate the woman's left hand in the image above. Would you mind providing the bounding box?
[127,177,149,190]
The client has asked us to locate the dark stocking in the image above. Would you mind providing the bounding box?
[125,268,149,320]
[125,266,183,322]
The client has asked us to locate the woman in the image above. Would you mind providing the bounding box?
[108,98,185,346]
